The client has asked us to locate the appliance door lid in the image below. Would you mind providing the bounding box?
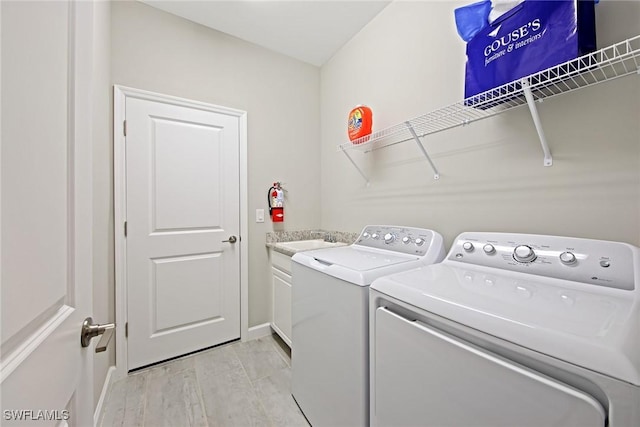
[373,307,606,427]
[306,246,419,271]
[371,263,640,386]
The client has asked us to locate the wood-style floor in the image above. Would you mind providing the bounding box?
[99,334,309,426]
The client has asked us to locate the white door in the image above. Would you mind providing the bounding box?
[1,1,95,426]
[125,95,241,370]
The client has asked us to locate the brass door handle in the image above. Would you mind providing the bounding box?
[81,317,115,352]
[222,236,237,244]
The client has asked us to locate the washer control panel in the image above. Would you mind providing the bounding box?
[355,225,440,257]
[448,232,637,290]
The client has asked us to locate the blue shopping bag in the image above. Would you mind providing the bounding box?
[464,0,597,100]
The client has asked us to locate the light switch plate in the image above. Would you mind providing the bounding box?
[256,209,265,223]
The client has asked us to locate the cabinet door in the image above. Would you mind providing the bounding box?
[272,267,292,346]
[271,249,292,274]
[373,307,606,427]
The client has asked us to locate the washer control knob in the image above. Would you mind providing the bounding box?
[483,244,496,255]
[559,251,577,265]
[371,233,380,240]
[600,260,611,268]
[415,238,425,246]
[362,232,370,239]
[402,236,411,245]
[384,233,395,244]
[462,242,474,252]
[513,245,536,263]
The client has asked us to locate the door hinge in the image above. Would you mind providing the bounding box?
[124,221,127,237]
[123,120,127,137]
[125,322,128,338]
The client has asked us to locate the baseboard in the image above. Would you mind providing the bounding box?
[93,366,115,426]
[244,322,273,341]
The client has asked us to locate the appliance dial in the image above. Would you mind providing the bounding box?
[384,233,395,244]
[362,232,370,239]
[462,242,474,252]
[513,245,536,263]
[415,238,425,246]
[483,244,496,254]
[559,251,577,265]
[402,236,411,244]
[371,233,380,240]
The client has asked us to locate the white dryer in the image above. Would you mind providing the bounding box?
[370,232,640,427]
[291,225,445,427]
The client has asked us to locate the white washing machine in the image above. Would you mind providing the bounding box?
[291,225,445,427]
[370,232,640,427]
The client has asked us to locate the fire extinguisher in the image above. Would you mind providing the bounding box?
[268,182,284,222]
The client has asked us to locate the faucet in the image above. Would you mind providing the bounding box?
[324,233,336,243]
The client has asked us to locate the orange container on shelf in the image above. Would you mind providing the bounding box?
[348,105,373,143]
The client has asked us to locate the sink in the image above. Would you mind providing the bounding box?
[275,239,347,252]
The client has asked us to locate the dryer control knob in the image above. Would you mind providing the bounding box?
[559,251,577,265]
[483,244,496,254]
[415,238,425,246]
[462,242,474,252]
[384,233,395,244]
[371,233,380,240]
[514,245,536,263]
[402,236,411,244]
[362,232,370,239]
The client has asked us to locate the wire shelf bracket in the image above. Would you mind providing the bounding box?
[337,35,640,180]
[341,149,370,185]
[405,121,440,180]
[521,79,553,166]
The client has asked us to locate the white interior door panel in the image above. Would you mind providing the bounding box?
[125,96,241,370]
[1,1,95,425]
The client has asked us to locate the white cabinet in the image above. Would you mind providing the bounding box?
[270,249,293,346]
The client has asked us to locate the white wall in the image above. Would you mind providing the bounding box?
[111,0,321,327]
[320,1,640,248]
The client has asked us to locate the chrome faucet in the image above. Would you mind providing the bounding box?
[324,233,336,243]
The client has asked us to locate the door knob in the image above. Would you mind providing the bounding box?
[81,317,115,352]
[222,235,238,243]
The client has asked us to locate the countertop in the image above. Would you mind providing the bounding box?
[266,229,358,257]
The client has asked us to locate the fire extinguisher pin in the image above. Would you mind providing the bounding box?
[273,181,287,192]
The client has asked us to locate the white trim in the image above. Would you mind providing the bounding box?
[113,85,248,379]
[0,0,3,359]
[246,323,274,342]
[93,366,115,427]
[114,86,246,116]
[113,86,127,380]
[238,112,249,343]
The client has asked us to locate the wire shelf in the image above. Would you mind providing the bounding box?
[338,35,640,154]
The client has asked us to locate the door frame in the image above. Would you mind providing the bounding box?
[113,85,248,378]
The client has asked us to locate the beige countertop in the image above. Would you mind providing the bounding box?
[266,229,358,256]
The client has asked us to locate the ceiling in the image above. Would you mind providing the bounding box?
[139,0,391,66]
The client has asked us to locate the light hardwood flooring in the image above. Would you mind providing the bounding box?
[99,334,309,427]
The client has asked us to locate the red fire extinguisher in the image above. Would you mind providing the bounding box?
[268,182,284,222]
